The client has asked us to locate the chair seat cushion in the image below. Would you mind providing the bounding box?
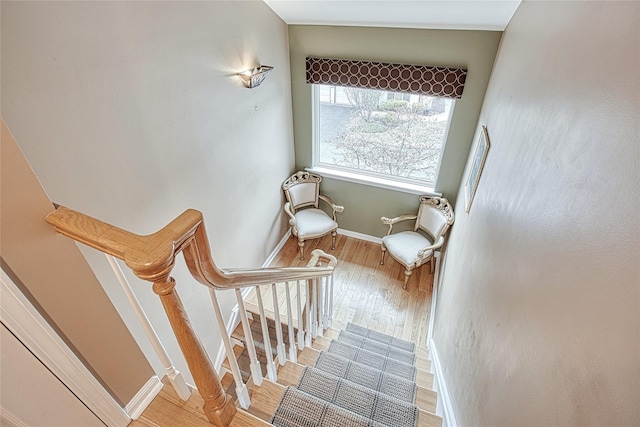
[382,231,433,268]
[295,208,338,239]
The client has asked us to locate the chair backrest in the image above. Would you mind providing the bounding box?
[415,196,455,240]
[282,171,321,212]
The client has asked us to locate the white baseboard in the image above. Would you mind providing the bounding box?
[429,339,458,427]
[337,228,382,244]
[0,407,29,427]
[263,229,292,267]
[125,376,163,420]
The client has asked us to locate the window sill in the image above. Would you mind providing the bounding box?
[307,166,441,197]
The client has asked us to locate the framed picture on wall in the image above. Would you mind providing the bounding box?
[464,125,490,213]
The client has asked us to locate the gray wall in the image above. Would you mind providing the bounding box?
[1,1,294,387]
[289,25,502,237]
[434,1,640,425]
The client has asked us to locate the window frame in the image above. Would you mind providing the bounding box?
[310,84,454,195]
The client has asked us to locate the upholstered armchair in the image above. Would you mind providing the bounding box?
[282,171,344,260]
[380,196,454,289]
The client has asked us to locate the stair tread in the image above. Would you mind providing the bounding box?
[327,340,417,380]
[271,386,388,427]
[341,334,415,365]
[246,379,285,422]
[296,365,420,426]
[338,329,416,359]
[276,361,305,387]
[228,316,440,426]
[229,409,273,427]
[277,359,436,414]
[315,334,433,374]
[313,351,418,403]
[346,323,416,353]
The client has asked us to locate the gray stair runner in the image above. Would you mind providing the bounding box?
[272,323,421,427]
[336,330,416,365]
[313,351,417,403]
[346,323,416,353]
[271,387,387,427]
[296,366,419,426]
[327,340,417,381]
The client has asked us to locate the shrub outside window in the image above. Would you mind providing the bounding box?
[313,84,454,188]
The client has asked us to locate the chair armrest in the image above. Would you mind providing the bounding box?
[283,202,296,226]
[380,214,417,235]
[319,194,344,221]
[416,236,445,261]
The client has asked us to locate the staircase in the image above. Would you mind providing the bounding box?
[221,312,441,427]
[44,206,441,427]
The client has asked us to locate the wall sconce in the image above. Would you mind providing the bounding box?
[237,65,274,88]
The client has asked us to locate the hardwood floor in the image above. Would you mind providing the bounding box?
[130,233,436,426]
[260,233,434,347]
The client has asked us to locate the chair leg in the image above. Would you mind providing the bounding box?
[380,245,386,265]
[403,269,413,290]
[430,257,435,274]
[298,240,305,260]
[331,231,337,250]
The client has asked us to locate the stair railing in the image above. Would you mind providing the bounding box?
[46,206,336,427]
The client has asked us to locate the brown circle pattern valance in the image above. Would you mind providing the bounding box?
[306,57,467,99]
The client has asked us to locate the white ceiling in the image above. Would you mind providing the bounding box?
[263,0,521,31]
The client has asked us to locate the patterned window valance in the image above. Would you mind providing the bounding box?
[306,57,467,99]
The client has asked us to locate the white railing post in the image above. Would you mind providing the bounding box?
[296,280,305,350]
[284,282,298,362]
[209,290,250,409]
[305,279,313,347]
[311,278,319,338]
[271,284,287,366]
[255,286,277,381]
[318,278,328,335]
[235,289,263,386]
[327,272,334,328]
[105,255,191,401]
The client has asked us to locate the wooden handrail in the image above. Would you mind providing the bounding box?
[45,206,336,427]
[46,206,334,285]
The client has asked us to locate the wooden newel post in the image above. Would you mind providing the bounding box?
[152,276,236,427]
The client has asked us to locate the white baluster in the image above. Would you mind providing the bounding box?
[209,290,250,409]
[255,286,277,381]
[319,277,328,335]
[105,255,191,400]
[284,282,297,362]
[305,279,313,347]
[311,278,319,338]
[271,284,287,366]
[327,272,334,328]
[235,289,262,386]
[296,280,305,350]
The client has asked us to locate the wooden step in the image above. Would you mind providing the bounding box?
[229,409,272,427]
[276,359,437,415]
[245,379,286,422]
[269,368,440,427]
[310,336,433,389]
[312,334,432,371]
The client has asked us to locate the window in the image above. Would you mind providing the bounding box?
[313,84,454,188]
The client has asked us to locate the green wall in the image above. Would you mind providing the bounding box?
[289,25,502,237]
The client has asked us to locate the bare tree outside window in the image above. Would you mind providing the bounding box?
[315,85,452,186]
